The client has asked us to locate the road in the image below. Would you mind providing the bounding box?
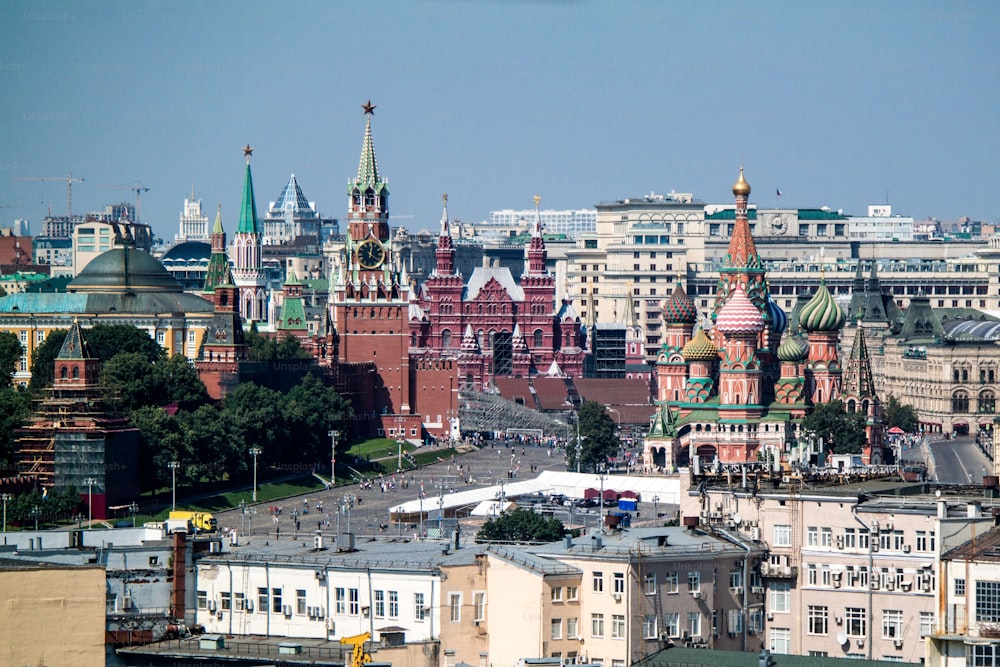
[928,435,993,485]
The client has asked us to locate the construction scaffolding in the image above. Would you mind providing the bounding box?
[458,389,573,438]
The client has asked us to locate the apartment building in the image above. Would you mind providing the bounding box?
[679,471,995,661]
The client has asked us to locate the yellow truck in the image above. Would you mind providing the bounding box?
[167,511,218,533]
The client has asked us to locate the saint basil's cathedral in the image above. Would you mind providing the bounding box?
[643,169,884,472]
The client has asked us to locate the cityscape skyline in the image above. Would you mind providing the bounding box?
[1,1,998,241]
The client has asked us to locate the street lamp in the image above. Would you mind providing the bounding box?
[168,461,180,511]
[31,504,40,531]
[249,446,262,502]
[1,493,10,538]
[653,495,659,522]
[129,501,139,527]
[84,477,97,528]
[328,430,339,488]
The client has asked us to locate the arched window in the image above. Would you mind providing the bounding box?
[441,329,452,349]
[952,391,970,413]
[533,329,543,348]
[979,390,996,414]
[72,366,79,379]
[846,399,856,413]
[59,366,67,379]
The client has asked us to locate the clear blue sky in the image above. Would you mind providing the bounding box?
[1,1,997,241]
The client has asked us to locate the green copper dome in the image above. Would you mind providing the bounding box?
[70,246,183,292]
[777,332,809,362]
[799,280,845,332]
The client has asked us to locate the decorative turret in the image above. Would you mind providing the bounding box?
[662,281,698,326]
[716,285,764,412]
[203,205,230,293]
[347,100,390,243]
[54,319,101,387]
[800,279,845,332]
[773,329,809,408]
[434,193,456,276]
[801,278,845,404]
[777,330,809,362]
[231,145,268,324]
[681,329,717,404]
[842,325,884,464]
[715,285,765,335]
[525,194,548,276]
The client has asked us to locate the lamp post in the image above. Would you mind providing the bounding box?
[328,430,339,488]
[653,495,659,522]
[1,493,10,538]
[84,477,97,528]
[250,446,262,502]
[168,461,180,511]
[32,504,40,531]
[129,501,139,527]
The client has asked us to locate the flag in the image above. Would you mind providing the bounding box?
[776,189,782,197]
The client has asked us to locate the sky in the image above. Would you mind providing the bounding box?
[1,1,998,242]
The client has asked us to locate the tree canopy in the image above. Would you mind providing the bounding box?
[0,386,31,470]
[475,508,566,544]
[245,326,312,361]
[0,332,22,388]
[566,400,620,473]
[883,395,919,433]
[800,400,868,455]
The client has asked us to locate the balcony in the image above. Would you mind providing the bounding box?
[759,562,798,579]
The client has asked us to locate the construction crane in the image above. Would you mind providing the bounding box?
[16,173,84,217]
[339,632,372,667]
[100,181,150,222]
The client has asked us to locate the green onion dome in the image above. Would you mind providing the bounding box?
[799,280,846,332]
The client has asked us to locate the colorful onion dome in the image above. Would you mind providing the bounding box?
[777,332,809,362]
[716,285,765,334]
[682,328,718,361]
[767,295,788,334]
[800,280,846,332]
[662,281,698,324]
[732,166,751,197]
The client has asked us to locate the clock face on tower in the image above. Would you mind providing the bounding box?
[357,239,386,269]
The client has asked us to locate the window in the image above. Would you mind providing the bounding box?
[296,589,307,615]
[551,587,563,602]
[449,593,461,622]
[591,613,605,638]
[688,571,701,592]
[976,581,1000,622]
[389,591,399,618]
[259,587,269,614]
[642,615,658,639]
[197,590,208,610]
[234,592,246,612]
[271,588,283,614]
[664,612,679,637]
[220,591,232,611]
[687,612,701,636]
[349,588,359,615]
[566,585,579,601]
[892,530,905,551]
[956,578,967,596]
[769,627,790,654]
[844,528,857,549]
[729,569,743,589]
[414,593,426,621]
[770,582,790,613]
[665,572,678,594]
[336,588,346,614]
[882,609,903,638]
[593,571,604,592]
[968,643,1000,667]
[612,614,626,639]
[821,527,833,547]
[774,524,791,547]
[920,612,934,638]
[846,607,866,637]
[613,573,625,594]
[728,609,744,634]
[644,573,656,594]
[374,590,385,618]
[859,529,870,550]
[473,592,485,622]
[807,526,818,547]
[567,617,579,639]
[551,618,563,640]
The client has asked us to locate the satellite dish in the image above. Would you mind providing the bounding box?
[836,632,848,646]
[732,513,743,526]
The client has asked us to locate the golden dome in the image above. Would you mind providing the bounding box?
[732,167,751,197]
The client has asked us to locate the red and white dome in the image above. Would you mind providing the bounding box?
[716,284,765,334]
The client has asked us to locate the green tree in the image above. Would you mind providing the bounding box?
[567,401,620,473]
[85,324,165,364]
[282,374,354,464]
[100,352,158,412]
[0,332,22,388]
[0,386,31,469]
[155,354,209,408]
[475,508,566,544]
[28,328,68,391]
[179,404,238,483]
[245,325,312,361]
[221,382,287,463]
[883,395,919,433]
[800,400,868,455]
[132,405,195,489]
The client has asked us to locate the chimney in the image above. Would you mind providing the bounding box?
[968,501,982,519]
[313,531,324,551]
[564,534,573,549]
[592,535,603,552]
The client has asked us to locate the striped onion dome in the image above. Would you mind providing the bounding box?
[768,295,788,335]
[777,332,809,362]
[682,329,718,361]
[662,282,698,325]
[800,280,846,332]
[716,285,765,334]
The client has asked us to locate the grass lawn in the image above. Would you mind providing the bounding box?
[144,475,324,521]
[347,438,418,461]
[411,448,459,466]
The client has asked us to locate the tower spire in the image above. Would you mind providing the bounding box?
[525,194,547,275]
